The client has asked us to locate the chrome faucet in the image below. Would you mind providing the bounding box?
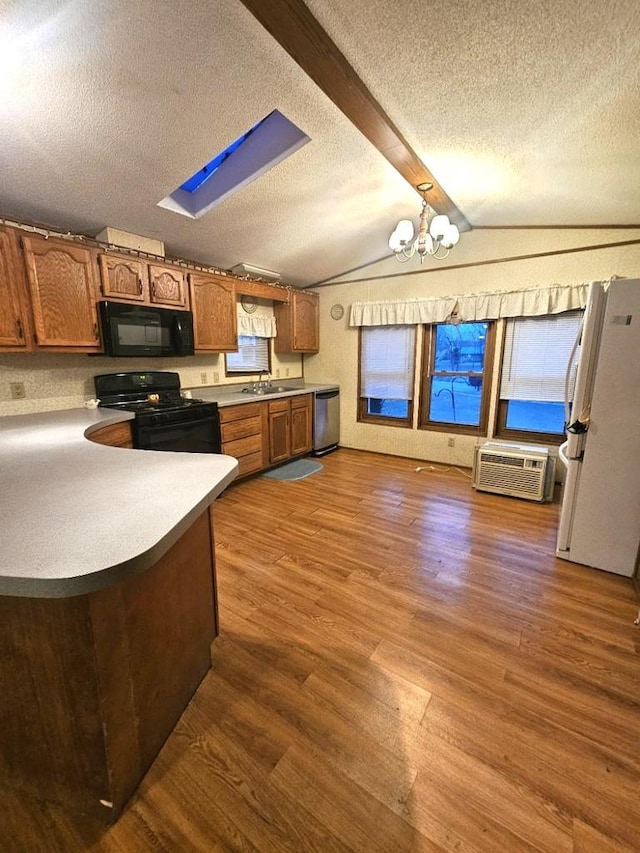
[249,372,271,394]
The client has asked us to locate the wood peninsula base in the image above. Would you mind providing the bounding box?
[0,507,219,821]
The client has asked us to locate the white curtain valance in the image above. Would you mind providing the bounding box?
[349,283,595,327]
[236,313,277,338]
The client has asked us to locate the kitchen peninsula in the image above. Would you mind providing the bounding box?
[0,408,238,819]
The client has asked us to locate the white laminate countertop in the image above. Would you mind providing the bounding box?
[190,382,339,407]
[0,408,238,599]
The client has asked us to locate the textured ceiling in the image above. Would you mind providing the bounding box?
[1,0,639,286]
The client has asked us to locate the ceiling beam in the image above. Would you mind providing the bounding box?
[239,0,471,232]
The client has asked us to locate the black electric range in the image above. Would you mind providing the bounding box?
[94,371,221,454]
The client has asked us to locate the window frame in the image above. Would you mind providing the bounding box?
[357,326,416,428]
[493,314,581,445]
[224,335,272,376]
[418,321,496,436]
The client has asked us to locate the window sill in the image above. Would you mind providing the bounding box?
[358,415,413,429]
[418,422,487,437]
[494,429,565,446]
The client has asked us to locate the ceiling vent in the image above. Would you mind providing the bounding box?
[231,264,281,282]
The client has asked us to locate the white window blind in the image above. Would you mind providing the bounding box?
[226,335,270,373]
[360,326,416,400]
[501,311,582,402]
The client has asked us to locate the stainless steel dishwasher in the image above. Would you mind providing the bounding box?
[313,388,340,455]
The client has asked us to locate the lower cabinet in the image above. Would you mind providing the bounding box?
[86,421,133,448]
[290,395,313,456]
[0,508,218,820]
[219,402,267,477]
[268,394,312,465]
[85,395,313,480]
[268,399,290,464]
[220,394,313,477]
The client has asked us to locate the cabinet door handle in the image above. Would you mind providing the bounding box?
[151,282,156,298]
[94,322,99,340]
[138,278,143,295]
[15,318,24,339]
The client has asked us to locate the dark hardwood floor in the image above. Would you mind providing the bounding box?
[3,448,639,852]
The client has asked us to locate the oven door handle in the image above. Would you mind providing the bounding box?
[137,414,220,431]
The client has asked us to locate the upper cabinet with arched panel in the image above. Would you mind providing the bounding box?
[97,253,188,309]
[22,235,101,351]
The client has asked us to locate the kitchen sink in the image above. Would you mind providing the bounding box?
[241,385,303,395]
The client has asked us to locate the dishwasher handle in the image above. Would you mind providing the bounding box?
[316,390,339,400]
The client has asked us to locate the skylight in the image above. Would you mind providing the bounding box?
[178,119,266,194]
[158,110,310,219]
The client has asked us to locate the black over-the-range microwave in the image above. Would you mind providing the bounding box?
[98,301,195,358]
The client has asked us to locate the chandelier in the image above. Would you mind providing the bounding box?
[388,182,460,262]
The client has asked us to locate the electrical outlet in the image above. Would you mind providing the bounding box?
[200,372,208,385]
[447,437,455,447]
[285,368,290,377]
[213,372,219,384]
[275,369,281,378]
[10,382,26,399]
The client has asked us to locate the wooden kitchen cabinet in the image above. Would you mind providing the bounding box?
[268,393,313,464]
[149,263,188,308]
[98,253,148,302]
[268,399,291,464]
[22,235,101,350]
[97,254,189,309]
[86,421,133,448]
[220,393,313,478]
[219,402,266,477]
[290,394,313,455]
[0,227,32,351]
[189,272,237,352]
[274,290,319,353]
[0,508,218,820]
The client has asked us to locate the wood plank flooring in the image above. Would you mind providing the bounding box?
[2,448,639,852]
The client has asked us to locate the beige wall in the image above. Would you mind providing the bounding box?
[0,299,302,416]
[303,229,640,467]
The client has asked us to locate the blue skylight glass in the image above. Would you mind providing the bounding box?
[179,117,267,194]
[158,109,310,219]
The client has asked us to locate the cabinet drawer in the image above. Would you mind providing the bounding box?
[220,415,262,443]
[237,451,264,477]
[268,398,289,414]
[291,393,312,409]
[219,402,262,423]
[222,433,263,458]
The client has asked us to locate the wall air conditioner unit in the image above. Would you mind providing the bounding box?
[231,263,281,283]
[472,440,555,502]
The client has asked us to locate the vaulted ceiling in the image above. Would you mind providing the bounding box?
[1,0,639,287]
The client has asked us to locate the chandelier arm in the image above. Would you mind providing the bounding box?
[431,243,450,260]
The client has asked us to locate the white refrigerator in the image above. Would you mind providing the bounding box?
[556,278,640,577]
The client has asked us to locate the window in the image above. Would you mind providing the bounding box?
[496,311,582,442]
[358,326,416,426]
[419,321,495,434]
[225,335,270,375]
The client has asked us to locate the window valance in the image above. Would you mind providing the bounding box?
[349,282,595,327]
[236,313,277,338]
